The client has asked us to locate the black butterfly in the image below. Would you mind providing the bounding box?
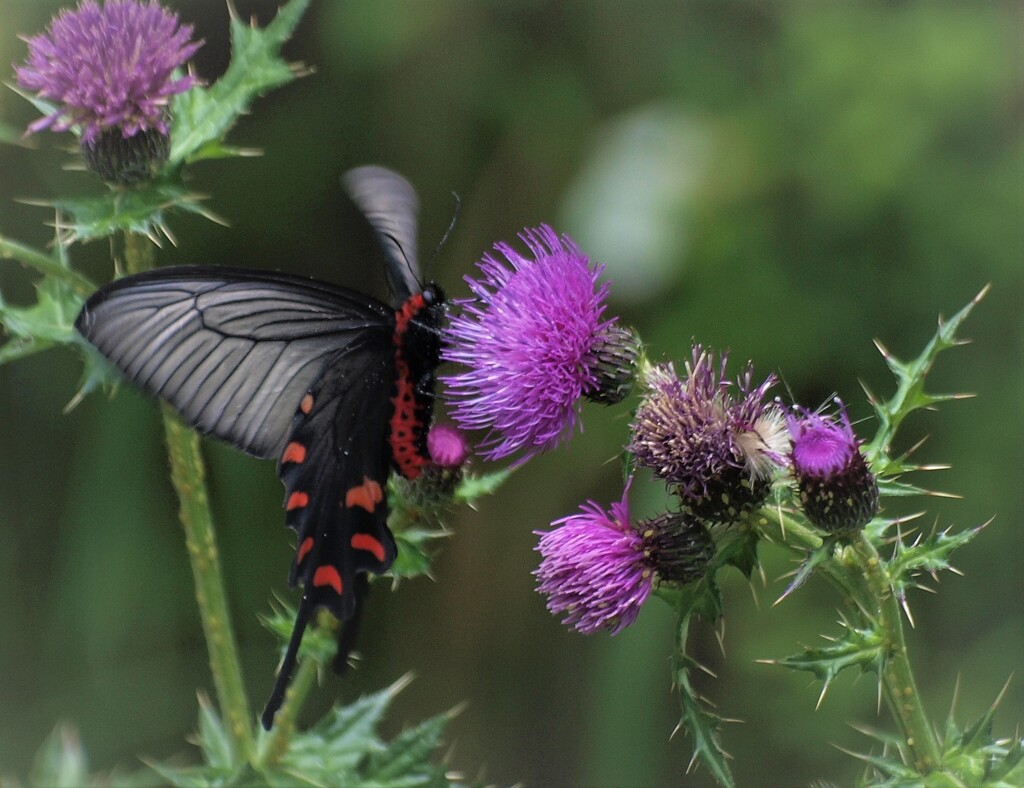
[74,166,447,729]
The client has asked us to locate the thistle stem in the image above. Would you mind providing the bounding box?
[123,233,256,763]
[759,505,941,772]
[851,535,942,772]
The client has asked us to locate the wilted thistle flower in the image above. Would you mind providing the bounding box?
[442,225,638,461]
[630,347,787,525]
[534,482,714,636]
[15,0,201,184]
[788,400,879,535]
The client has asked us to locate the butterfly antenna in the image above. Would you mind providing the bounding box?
[424,191,461,281]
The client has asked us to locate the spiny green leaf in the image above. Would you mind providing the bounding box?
[774,541,834,605]
[773,619,884,685]
[365,712,451,784]
[889,523,984,593]
[453,468,511,503]
[676,572,723,623]
[865,286,988,471]
[169,0,311,166]
[195,694,235,771]
[0,233,94,294]
[280,676,411,778]
[714,522,760,579]
[391,526,447,579]
[877,477,941,499]
[50,182,215,243]
[146,762,236,787]
[672,611,734,787]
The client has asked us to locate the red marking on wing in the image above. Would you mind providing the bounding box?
[286,491,309,511]
[351,533,386,562]
[313,564,343,594]
[345,477,384,512]
[281,441,306,464]
[296,536,314,564]
[299,393,314,414]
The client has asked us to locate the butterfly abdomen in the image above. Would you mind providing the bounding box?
[389,287,445,479]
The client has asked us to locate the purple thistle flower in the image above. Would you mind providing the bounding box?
[534,484,651,635]
[788,400,879,534]
[442,226,635,461]
[15,0,201,145]
[427,423,469,468]
[630,346,787,524]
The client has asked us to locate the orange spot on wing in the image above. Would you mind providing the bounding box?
[286,491,309,511]
[312,565,343,595]
[351,533,386,562]
[300,393,314,414]
[281,442,306,464]
[296,537,314,564]
[345,477,384,513]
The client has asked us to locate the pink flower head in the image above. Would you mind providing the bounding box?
[442,226,623,462]
[534,483,652,635]
[16,0,201,144]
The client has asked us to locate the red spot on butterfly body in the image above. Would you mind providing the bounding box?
[286,491,309,511]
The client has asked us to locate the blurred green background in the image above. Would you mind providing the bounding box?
[1,1,1021,785]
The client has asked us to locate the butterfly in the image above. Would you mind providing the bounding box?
[74,166,447,729]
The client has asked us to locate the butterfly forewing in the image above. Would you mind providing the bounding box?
[75,267,393,459]
[343,166,422,302]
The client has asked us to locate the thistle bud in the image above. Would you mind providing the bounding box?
[585,325,641,405]
[788,401,879,535]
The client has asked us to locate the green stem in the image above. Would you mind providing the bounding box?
[123,233,256,763]
[760,504,941,772]
[851,535,942,773]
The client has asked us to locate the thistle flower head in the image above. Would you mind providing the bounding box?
[630,346,786,524]
[534,483,651,635]
[427,423,469,469]
[787,400,879,534]
[442,226,633,461]
[15,0,201,145]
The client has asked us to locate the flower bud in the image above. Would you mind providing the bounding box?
[788,402,879,535]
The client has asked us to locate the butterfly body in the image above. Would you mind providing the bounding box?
[74,167,445,729]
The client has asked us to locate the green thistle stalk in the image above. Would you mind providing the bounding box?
[123,232,256,763]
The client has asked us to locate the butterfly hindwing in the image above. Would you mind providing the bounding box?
[75,267,393,459]
[261,336,398,728]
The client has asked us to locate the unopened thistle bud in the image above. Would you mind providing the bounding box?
[636,512,714,586]
[585,325,640,405]
[787,401,879,535]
